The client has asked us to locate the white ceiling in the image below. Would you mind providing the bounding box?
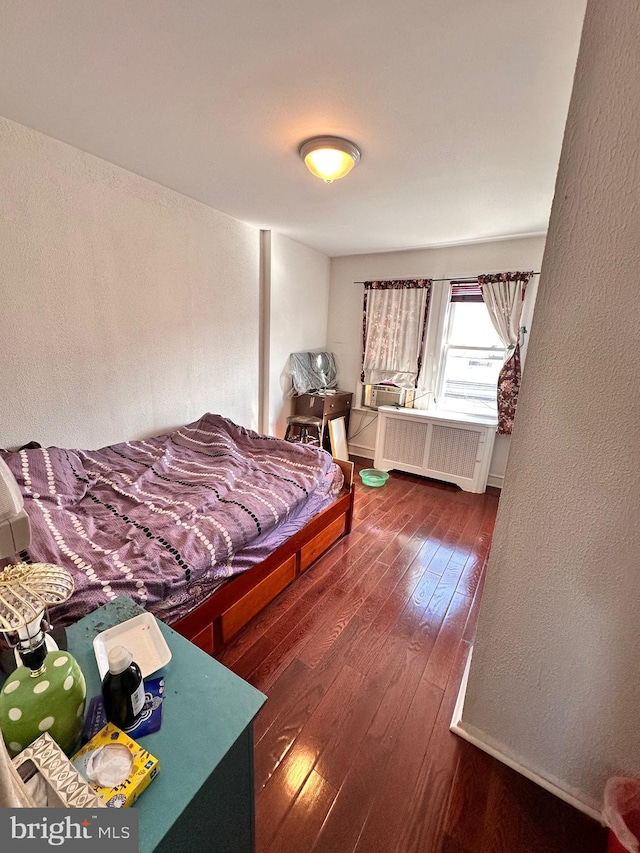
[0,1,586,257]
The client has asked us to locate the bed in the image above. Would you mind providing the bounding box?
[0,413,354,655]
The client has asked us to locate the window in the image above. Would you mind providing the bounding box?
[435,282,505,416]
[358,277,514,420]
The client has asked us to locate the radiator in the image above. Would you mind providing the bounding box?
[373,407,497,493]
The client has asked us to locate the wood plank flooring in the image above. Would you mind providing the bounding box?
[218,460,607,853]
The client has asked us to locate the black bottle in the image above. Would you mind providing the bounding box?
[102,645,145,730]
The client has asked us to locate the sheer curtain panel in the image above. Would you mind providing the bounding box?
[361,279,432,389]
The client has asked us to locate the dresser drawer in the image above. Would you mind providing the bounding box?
[221,555,297,643]
[325,395,351,413]
[294,392,352,418]
[300,516,347,571]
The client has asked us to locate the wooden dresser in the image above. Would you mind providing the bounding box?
[293,391,352,452]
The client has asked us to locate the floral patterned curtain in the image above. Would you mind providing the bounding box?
[478,271,533,434]
[361,279,432,389]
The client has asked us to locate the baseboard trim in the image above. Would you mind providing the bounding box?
[347,443,374,459]
[450,650,603,824]
[486,473,504,489]
[451,645,474,734]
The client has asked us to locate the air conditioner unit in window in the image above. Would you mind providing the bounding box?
[362,384,415,410]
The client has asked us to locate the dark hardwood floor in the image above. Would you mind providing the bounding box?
[218,460,607,853]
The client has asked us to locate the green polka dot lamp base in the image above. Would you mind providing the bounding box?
[0,651,87,757]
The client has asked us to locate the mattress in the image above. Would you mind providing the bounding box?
[0,414,343,625]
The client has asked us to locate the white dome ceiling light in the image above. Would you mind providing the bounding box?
[299,136,361,183]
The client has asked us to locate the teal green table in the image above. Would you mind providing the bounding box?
[66,597,266,853]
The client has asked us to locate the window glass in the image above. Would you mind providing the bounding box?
[438,302,505,416]
[447,302,503,347]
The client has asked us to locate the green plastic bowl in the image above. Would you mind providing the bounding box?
[359,468,390,487]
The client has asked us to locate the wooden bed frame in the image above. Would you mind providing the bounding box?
[170,459,355,655]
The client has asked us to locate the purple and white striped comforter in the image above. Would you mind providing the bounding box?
[0,414,343,625]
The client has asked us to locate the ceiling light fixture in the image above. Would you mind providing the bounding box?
[299,136,361,183]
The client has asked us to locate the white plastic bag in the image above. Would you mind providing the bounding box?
[604,777,640,853]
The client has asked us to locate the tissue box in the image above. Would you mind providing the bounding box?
[71,723,159,808]
[12,733,106,808]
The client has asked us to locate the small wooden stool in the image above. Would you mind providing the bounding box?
[284,415,323,446]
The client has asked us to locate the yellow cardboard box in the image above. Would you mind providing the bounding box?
[71,723,159,808]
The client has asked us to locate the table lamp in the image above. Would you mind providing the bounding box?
[0,457,86,757]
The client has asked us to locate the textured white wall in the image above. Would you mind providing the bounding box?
[0,117,260,449]
[460,0,640,813]
[268,232,330,438]
[327,235,545,482]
